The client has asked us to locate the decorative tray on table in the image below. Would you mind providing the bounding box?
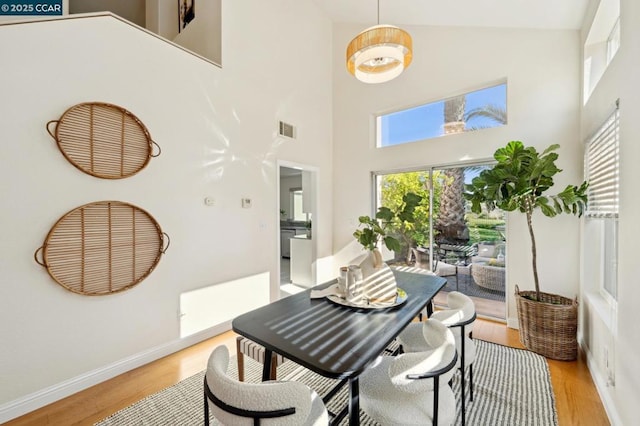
[326,288,407,310]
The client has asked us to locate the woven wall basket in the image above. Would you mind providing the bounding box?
[34,201,170,296]
[46,102,161,179]
[515,285,578,361]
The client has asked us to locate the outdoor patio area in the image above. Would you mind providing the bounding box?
[437,265,504,300]
[393,261,506,320]
[433,266,505,320]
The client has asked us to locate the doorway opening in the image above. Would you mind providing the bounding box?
[278,163,317,298]
[375,163,506,320]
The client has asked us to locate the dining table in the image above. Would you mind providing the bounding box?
[231,269,447,425]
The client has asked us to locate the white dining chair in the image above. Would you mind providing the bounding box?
[397,291,477,426]
[359,319,458,426]
[204,345,328,425]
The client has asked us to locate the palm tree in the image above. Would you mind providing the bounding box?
[443,95,466,134]
[465,104,507,127]
[436,102,509,244]
[436,168,468,243]
[435,96,468,244]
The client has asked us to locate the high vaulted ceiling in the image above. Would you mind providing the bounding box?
[313,0,590,30]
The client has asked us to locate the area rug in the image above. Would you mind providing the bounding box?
[96,340,557,426]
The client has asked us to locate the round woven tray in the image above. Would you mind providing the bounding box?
[515,285,578,361]
[47,102,160,179]
[35,201,169,296]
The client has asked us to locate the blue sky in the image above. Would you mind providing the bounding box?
[380,83,507,147]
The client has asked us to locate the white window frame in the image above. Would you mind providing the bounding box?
[583,0,620,103]
[600,218,618,303]
[585,101,620,301]
[290,188,308,221]
[375,82,507,148]
[606,18,620,66]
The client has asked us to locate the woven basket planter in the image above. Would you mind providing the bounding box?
[515,285,578,361]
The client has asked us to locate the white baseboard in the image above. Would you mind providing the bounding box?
[0,322,231,424]
[579,337,621,426]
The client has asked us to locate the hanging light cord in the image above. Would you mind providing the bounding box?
[377,0,380,25]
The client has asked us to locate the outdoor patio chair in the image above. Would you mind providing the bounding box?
[470,262,505,292]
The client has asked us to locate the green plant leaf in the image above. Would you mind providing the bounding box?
[354,191,424,253]
[541,144,560,156]
[383,236,401,252]
[537,197,557,217]
[463,140,590,297]
[375,207,394,222]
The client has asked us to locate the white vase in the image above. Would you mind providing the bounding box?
[371,248,383,269]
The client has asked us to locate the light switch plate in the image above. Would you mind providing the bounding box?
[242,198,252,208]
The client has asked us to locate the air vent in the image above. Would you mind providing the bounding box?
[278,121,295,139]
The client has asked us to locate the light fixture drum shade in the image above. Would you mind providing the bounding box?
[347,25,412,84]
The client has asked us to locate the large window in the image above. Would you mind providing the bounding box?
[291,189,308,221]
[585,102,619,300]
[607,18,621,65]
[374,164,507,320]
[583,0,620,103]
[376,82,507,147]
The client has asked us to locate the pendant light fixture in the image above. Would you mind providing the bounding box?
[346,0,413,84]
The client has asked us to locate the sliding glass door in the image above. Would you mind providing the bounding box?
[375,163,506,319]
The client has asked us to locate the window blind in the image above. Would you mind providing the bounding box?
[585,103,619,218]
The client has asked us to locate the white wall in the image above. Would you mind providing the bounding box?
[70,0,145,27]
[332,24,583,327]
[0,0,332,420]
[280,174,302,219]
[146,0,221,65]
[146,0,175,38]
[580,0,639,424]
[173,0,221,66]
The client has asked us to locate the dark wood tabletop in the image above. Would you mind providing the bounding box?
[232,271,446,379]
[232,270,446,425]
[232,270,447,425]
[232,270,445,379]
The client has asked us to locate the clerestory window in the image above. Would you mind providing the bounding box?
[376,82,507,148]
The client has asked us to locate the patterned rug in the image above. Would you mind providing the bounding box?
[96,340,557,426]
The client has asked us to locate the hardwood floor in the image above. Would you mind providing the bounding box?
[433,291,505,320]
[473,320,610,426]
[6,319,609,426]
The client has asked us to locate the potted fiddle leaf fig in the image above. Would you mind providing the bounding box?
[464,141,588,360]
[353,192,423,267]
